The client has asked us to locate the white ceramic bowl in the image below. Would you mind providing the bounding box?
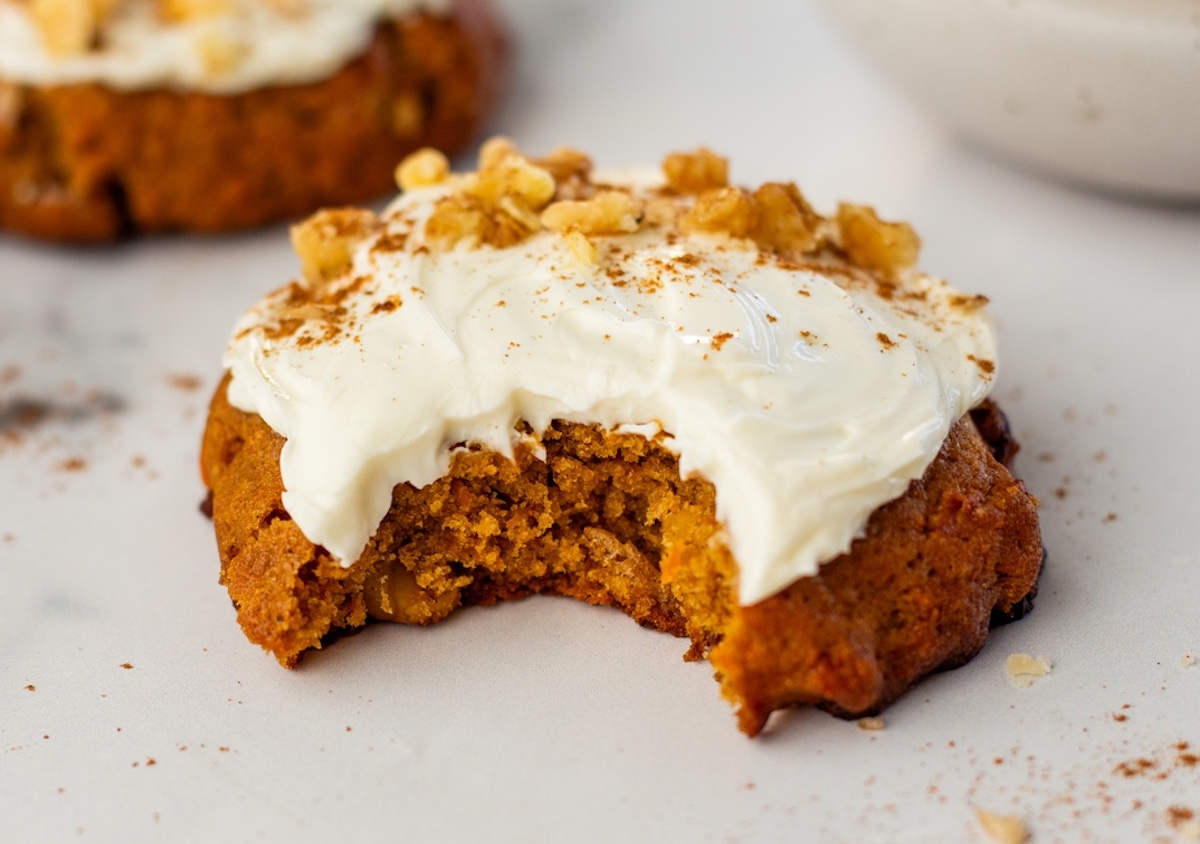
[816,0,1200,201]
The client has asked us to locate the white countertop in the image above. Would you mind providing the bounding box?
[2,1,1198,841]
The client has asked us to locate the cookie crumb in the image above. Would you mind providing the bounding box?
[1180,821,1200,840]
[166,373,203,392]
[1183,653,1196,668]
[1006,653,1052,689]
[974,808,1029,843]
[857,717,887,731]
[24,684,34,692]
[119,663,133,670]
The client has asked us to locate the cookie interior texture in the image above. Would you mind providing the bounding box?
[0,0,506,241]
[202,377,1041,736]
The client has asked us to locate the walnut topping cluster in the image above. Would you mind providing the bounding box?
[392,141,924,281]
[21,0,307,67]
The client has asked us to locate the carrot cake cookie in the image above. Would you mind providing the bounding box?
[200,142,1043,735]
[0,0,505,240]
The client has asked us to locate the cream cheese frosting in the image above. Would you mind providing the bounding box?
[223,153,998,605]
[0,0,444,93]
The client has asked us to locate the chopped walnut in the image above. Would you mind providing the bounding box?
[395,148,450,192]
[541,191,642,236]
[974,809,1029,844]
[471,155,556,209]
[751,182,820,257]
[426,194,534,250]
[643,196,678,228]
[681,187,759,239]
[161,0,231,21]
[425,194,490,249]
[562,231,598,266]
[836,203,921,279]
[477,136,516,169]
[195,32,247,75]
[291,208,380,288]
[28,0,105,57]
[1005,653,1052,689]
[420,141,563,249]
[663,148,729,194]
[534,147,593,184]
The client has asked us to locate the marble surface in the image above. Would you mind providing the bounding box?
[2,1,1199,841]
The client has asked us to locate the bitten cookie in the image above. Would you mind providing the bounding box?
[201,142,1044,736]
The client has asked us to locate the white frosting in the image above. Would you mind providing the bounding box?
[224,178,998,605]
[0,0,445,93]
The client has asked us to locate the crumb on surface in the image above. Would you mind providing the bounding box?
[1006,653,1052,689]
[1183,653,1196,668]
[857,717,887,731]
[974,808,1029,843]
[166,373,203,392]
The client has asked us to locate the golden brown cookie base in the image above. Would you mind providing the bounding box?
[0,0,505,242]
[201,377,1042,736]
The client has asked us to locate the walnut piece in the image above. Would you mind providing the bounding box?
[975,809,1029,844]
[28,0,105,56]
[751,182,820,257]
[663,148,729,194]
[541,191,642,236]
[426,194,534,250]
[195,31,247,75]
[836,203,921,279]
[424,140,560,249]
[534,147,593,184]
[161,0,232,21]
[1005,653,1052,689]
[562,231,598,266]
[291,208,380,288]
[394,148,450,192]
[681,187,759,238]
